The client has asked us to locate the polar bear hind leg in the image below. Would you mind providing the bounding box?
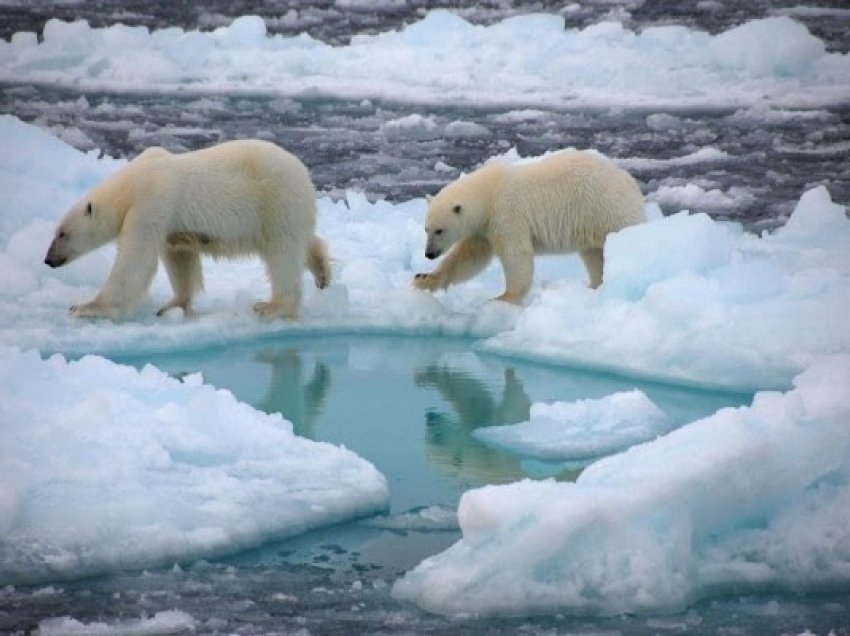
[579,247,604,289]
[306,236,331,289]
[255,245,305,319]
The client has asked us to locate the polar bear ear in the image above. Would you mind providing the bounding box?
[453,204,462,215]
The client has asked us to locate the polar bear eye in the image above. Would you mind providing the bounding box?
[434,229,444,236]
[452,204,462,215]
[57,231,67,239]
[85,202,93,216]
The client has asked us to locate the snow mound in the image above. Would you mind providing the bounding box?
[0,348,388,584]
[393,355,850,616]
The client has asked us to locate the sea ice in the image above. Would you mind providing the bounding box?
[0,348,388,584]
[472,390,672,460]
[393,355,850,616]
[1,12,848,109]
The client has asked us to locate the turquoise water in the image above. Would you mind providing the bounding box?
[115,334,752,568]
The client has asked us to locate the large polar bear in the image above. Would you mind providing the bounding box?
[44,140,331,319]
[414,150,645,303]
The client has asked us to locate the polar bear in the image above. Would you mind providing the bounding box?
[413,150,645,303]
[44,139,331,319]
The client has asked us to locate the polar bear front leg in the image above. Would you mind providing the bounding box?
[71,239,160,319]
[494,238,533,304]
[157,248,204,316]
[414,237,493,292]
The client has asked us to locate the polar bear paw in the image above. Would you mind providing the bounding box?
[253,300,297,320]
[413,272,444,292]
[156,298,194,317]
[492,292,524,305]
[69,301,112,319]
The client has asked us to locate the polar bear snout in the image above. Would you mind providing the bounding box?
[44,240,67,268]
[424,235,444,260]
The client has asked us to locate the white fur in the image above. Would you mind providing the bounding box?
[415,150,646,303]
[45,140,331,319]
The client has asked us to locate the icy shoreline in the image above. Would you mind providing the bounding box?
[3,115,848,392]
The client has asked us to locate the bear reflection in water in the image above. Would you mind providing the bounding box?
[243,343,581,489]
[416,365,554,485]
[255,349,332,440]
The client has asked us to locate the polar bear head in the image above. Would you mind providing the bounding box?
[423,171,492,259]
[44,189,125,268]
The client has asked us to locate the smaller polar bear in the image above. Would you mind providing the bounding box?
[414,150,645,303]
[44,140,331,319]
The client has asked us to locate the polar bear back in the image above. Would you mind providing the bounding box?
[494,150,645,252]
[133,140,317,258]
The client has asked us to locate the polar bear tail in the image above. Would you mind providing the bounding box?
[307,235,332,289]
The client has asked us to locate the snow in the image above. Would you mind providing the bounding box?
[0,348,388,584]
[393,354,850,616]
[473,390,672,460]
[1,12,848,109]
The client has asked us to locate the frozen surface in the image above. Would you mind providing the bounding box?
[394,355,850,616]
[2,12,849,109]
[473,390,672,460]
[0,347,388,584]
[2,116,848,393]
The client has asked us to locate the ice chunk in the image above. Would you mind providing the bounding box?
[0,348,388,584]
[36,610,195,636]
[444,120,491,138]
[380,114,440,141]
[362,505,459,531]
[648,183,755,213]
[473,390,672,460]
[709,17,825,76]
[394,355,850,617]
[603,211,735,299]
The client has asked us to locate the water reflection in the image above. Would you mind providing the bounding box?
[415,365,535,485]
[116,335,751,512]
[255,349,331,439]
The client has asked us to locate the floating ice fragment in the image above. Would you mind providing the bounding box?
[473,390,672,460]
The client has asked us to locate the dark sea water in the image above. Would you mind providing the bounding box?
[1,2,849,634]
